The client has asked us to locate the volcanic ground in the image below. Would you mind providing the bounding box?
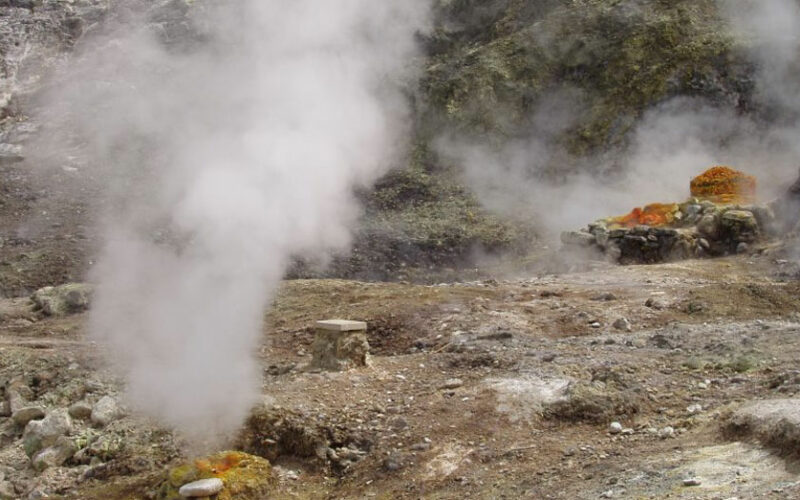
[1,253,800,498]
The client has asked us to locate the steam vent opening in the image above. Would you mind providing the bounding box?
[561,166,777,264]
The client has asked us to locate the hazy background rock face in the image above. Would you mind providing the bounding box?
[2,0,800,287]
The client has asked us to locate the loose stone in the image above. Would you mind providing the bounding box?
[440,378,464,390]
[68,401,92,420]
[687,404,703,415]
[23,409,72,458]
[11,407,45,427]
[612,317,632,332]
[178,478,224,497]
[91,396,122,427]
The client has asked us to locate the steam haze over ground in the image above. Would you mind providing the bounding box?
[4,2,800,498]
[436,0,800,240]
[33,0,430,446]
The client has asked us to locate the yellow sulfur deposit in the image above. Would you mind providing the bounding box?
[157,451,274,500]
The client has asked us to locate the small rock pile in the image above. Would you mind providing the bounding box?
[238,405,373,475]
[562,200,777,264]
[0,369,128,498]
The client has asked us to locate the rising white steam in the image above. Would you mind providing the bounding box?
[37,0,428,444]
[722,0,800,114]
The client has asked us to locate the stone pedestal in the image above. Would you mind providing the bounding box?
[310,320,370,371]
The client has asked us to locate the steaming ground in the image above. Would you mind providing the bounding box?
[1,254,800,498]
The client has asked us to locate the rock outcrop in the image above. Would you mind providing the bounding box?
[723,398,800,456]
[30,283,92,316]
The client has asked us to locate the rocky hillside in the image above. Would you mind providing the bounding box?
[353,0,764,279]
[420,0,753,157]
[0,0,778,293]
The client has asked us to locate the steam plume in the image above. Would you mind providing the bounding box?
[37,0,429,444]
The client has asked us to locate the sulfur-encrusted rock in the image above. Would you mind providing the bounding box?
[558,165,790,265]
[563,201,778,264]
[86,434,123,461]
[30,283,93,316]
[156,451,274,500]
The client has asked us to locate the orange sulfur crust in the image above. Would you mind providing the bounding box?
[608,166,757,228]
[610,203,679,228]
[689,165,756,203]
[194,452,243,475]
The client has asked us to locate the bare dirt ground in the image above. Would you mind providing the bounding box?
[1,254,800,499]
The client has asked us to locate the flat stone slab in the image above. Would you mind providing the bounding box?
[315,319,367,332]
[723,398,800,454]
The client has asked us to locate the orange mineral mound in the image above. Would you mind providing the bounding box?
[609,202,679,228]
[690,165,756,203]
[194,452,243,475]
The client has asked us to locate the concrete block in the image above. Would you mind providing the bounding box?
[310,319,370,371]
